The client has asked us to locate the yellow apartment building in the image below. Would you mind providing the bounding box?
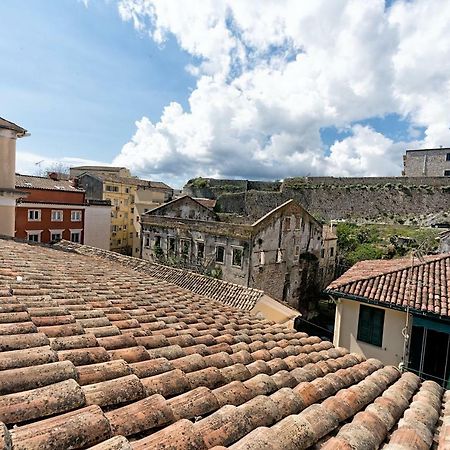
[72,166,173,255]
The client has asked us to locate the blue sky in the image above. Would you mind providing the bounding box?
[1,0,194,167]
[2,1,449,186]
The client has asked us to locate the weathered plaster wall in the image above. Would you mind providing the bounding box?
[333,298,407,367]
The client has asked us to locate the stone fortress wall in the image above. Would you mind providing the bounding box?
[184,176,450,225]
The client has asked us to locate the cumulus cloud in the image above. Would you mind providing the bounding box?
[114,0,450,184]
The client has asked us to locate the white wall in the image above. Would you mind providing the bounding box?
[334,298,408,367]
[84,205,111,250]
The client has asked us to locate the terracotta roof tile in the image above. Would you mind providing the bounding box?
[326,253,450,317]
[1,238,449,449]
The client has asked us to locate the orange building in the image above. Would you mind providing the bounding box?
[15,173,87,244]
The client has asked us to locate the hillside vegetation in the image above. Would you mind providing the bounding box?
[336,223,442,268]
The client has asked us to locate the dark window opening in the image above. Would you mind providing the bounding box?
[232,248,243,267]
[446,153,450,161]
[357,304,384,347]
[216,246,225,263]
[445,170,450,176]
[197,242,205,260]
[168,237,176,256]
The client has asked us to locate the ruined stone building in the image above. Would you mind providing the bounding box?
[318,224,338,289]
[403,147,450,177]
[140,196,323,313]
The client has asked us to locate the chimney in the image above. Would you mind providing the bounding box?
[48,172,59,181]
[0,117,28,237]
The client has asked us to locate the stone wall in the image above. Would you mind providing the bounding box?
[211,177,450,224]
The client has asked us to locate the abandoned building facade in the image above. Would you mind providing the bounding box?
[140,196,323,312]
[403,147,450,177]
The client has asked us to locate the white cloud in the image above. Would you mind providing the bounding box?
[16,150,108,176]
[115,0,450,183]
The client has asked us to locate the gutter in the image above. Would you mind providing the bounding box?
[325,289,450,324]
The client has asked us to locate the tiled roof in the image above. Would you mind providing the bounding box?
[0,238,449,449]
[16,174,82,192]
[194,198,217,209]
[326,253,450,317]
[54,240,264,311]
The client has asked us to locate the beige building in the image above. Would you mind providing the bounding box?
[0,117,28,237]
[73,167,173,255]
[326,253,450,386]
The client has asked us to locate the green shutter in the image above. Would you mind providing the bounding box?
[357,305,384,347]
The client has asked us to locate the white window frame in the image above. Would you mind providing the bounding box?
[28,209,41,221]
[26,230,43,242]
[49,229,64,241]
[51,209,63,222]
[71,210,82,222]
[69,229,82,243]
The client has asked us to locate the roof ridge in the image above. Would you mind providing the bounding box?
[53,241,265,310]
[328,253,450,291]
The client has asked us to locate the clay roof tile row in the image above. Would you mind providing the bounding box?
[326,253,450,318]
[0,238,449,449]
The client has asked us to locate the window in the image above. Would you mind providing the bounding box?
[259,251,265,265]
[70,231,81,243]
[276,248,283,263]
[196,241,205,260]
[216,246,225,263]
[112,225,118,232]
[125,187,130,193]
[106,185,118,192]
[51,210,63,221]
[357,304,385,347]
[321,248,325,258]
[50,232,62,241]
[28,210,41,221]
[284,217,291,231]
[130,195,135,204]
[131,207,134,214]
[330,247,335,257]
[180,239,190,254]
[129,232,133,238]
[71,211,82,221]
[294,246,300,257]
[123,224,127,230]
[168,237,176,256]
[445,170,450,177]
[155,236,162,248]
[27,231,41,242]
[446,153,450,161]
[145,236,150,247]
[232,247,243,267]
